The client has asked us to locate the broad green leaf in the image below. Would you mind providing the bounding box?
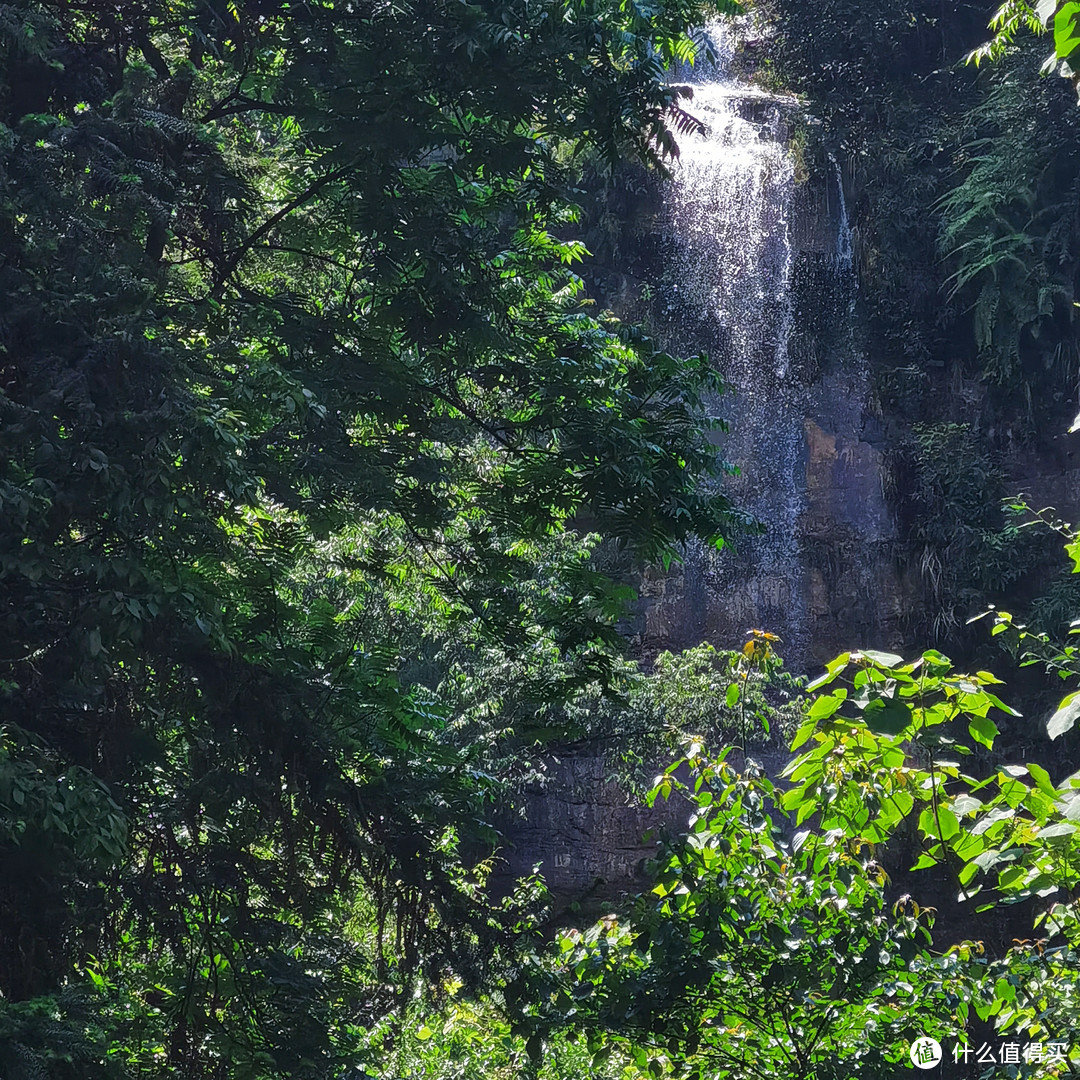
[911,852,940,870]
[984,692,1021,717]
[862,696,912,736]
[859,649,904,667]
[1067,539,1080,572]
[1048,691,1080,740]
[968,713,999,750]
[1000,777,1031,809]
[919,805,960,841]
[807,652,850,692]
[1027,762,1056,797]
[807,691,846,722]
[958,860,980,886]
[921,649,952,675]
[1024,787,1058,821]
[789,719,818,753]
[1056,2,1080,69]
[887,790,914,820]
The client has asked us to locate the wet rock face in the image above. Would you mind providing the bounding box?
[622,35,906,674]
[632,367,908,672]
[497,26,912,902]
[495,750,792,902]
[581,22,909,674]
[495,756,670,902]
[795,395,907,669]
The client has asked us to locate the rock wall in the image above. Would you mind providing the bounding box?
[496,750,791,903]
[500,44,916,900]
[499,28,1080,910]
[626,156,911,674]
[495,756,671,903]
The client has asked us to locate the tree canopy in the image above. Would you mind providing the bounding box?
[0,0,744,1074]
[12,1,1080,1078]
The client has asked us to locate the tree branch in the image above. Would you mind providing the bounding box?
[211,161,359,297]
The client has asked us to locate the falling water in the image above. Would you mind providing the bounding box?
[501,26,882,895]
[830,155,854,274]
[665,27,798,382]
[647,22,860,671]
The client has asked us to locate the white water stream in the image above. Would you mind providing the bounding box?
[651,23,857,669]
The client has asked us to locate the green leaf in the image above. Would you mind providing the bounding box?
[807,690,846,722]
[921,649,952,675]
[725,682,740,708]
[984,692,1021,718]
[968,713,999,750]
[1056,2,1080,70]
[1027,762,1056,796]
[859,649,904,667]
[789,719,817,753]
[999,777,1031,809]
[806,652,850,692]
[1048,691,1080,740]
[919,805,960,841]
[862,696,912,736]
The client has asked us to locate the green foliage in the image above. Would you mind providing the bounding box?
[901,423,1049,639]
[0,0,744,1073]
[760,0,988,389]
[551,636,802,795]
[939,46,1080,397]
[973,503,1080,674]
[513,631,1080,1078]
[391,987,619,1080]
[17,2,1080,1076]
[967,0,1080,81]
[788,645,1080,1064]
[784,648,1020,858]
[518,748,964,1080]
[0,991,120,1080]
[644,633,801,749]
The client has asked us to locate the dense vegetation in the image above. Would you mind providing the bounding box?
[5,0,1080,1078]
[761,0,1080,653]
[0,0,749,1073]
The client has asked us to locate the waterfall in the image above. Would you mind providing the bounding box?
[665,24,797,384]
[830,155,854,275]
[501,32,890,895]
[643,22,865,672]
